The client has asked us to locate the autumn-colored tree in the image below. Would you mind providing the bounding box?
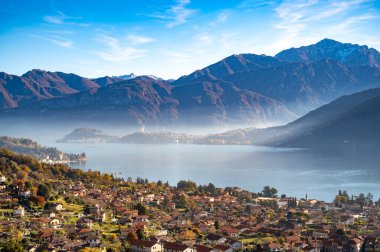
[126,231,138,242]
[30,195,46,207]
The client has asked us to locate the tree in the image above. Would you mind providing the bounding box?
[206,183,217,195]
[173,194,188,208]
[163,196,170,208]
[336,228,345,236]
[0,240,25,252]
[262,186,278,198]
[177,180,197,192]
[84,205,91,215]
[30,195,46,207]
[135,203,148,215]
[126,231,138,242]
[214,220,220,230]
[355,193,366,207]
[136,229,145,240]
[37,184,51,200]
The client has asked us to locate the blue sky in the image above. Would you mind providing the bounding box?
[1,0,380,79]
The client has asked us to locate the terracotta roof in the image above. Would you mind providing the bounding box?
[131,240,159,247]
[194,244,214,252]
[214,244,231,251]
[205,233,224,241]
[163,241,190,251]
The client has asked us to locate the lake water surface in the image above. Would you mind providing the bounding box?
[48,142,380,202]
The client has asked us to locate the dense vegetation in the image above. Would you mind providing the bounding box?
[0,148,116,186]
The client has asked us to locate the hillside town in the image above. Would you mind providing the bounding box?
[0,149,379,252]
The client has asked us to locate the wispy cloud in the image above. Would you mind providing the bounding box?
[263,0,378,53]
[238,0,279,9]
[95,34,153,62]
[48,37,74,48]
[43,11,89,27]
[275,0,374,35]
[194,33,214,45]
[149,0,196,28]
[126,35,156,45]
[210,12,229,27]
[31,34,74,48]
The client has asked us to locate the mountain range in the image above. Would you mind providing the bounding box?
[1,38,380,127]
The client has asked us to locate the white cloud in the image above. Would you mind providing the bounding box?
[126,35,156,45]
[95,35,148,62]
[149,0,196,28]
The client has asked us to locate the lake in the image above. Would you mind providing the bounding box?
[48,142,380,202]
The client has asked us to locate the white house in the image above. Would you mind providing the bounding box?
[206,234,227,245]
[50,218,61,229]
[163,241,195,252]
[131,240,164,252]
[52,203,64,212]
[13,206,25,217]
[20,190,31,198]
[227,239,243,251]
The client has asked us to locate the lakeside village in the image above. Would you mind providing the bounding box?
[0,149,379,252]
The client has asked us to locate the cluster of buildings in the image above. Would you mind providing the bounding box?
[0,173,379,252]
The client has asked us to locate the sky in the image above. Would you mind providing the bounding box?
[1,0,380,79]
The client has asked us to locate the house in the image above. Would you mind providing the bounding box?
[86,234,102,247]
[155,229,168,236]
[51,203,63,212]
[124,210,139,218]
[77,217,94,228]
[313,229,329,238]
[194,244,216,252]
[348,238,364,252]
[213,245,233,252]
[163,241,195,252]
[50,218,60,229]
[136,215,149,222]
[205,233,227,245]
[130,240,164,252]
[221,227,240,238]
[226,239,243,251]
[263,243,281,252]
[0,176,6,183]
[89,204,102,214]
[20,190,31,198]
[13,206,25,217]
[132,222,147,232]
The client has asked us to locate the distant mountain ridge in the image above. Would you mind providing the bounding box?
[3,76,295,126]
[1,39,380,126]
[204,87,380,149]
[255,87,380,149]
[275,38,380,67]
